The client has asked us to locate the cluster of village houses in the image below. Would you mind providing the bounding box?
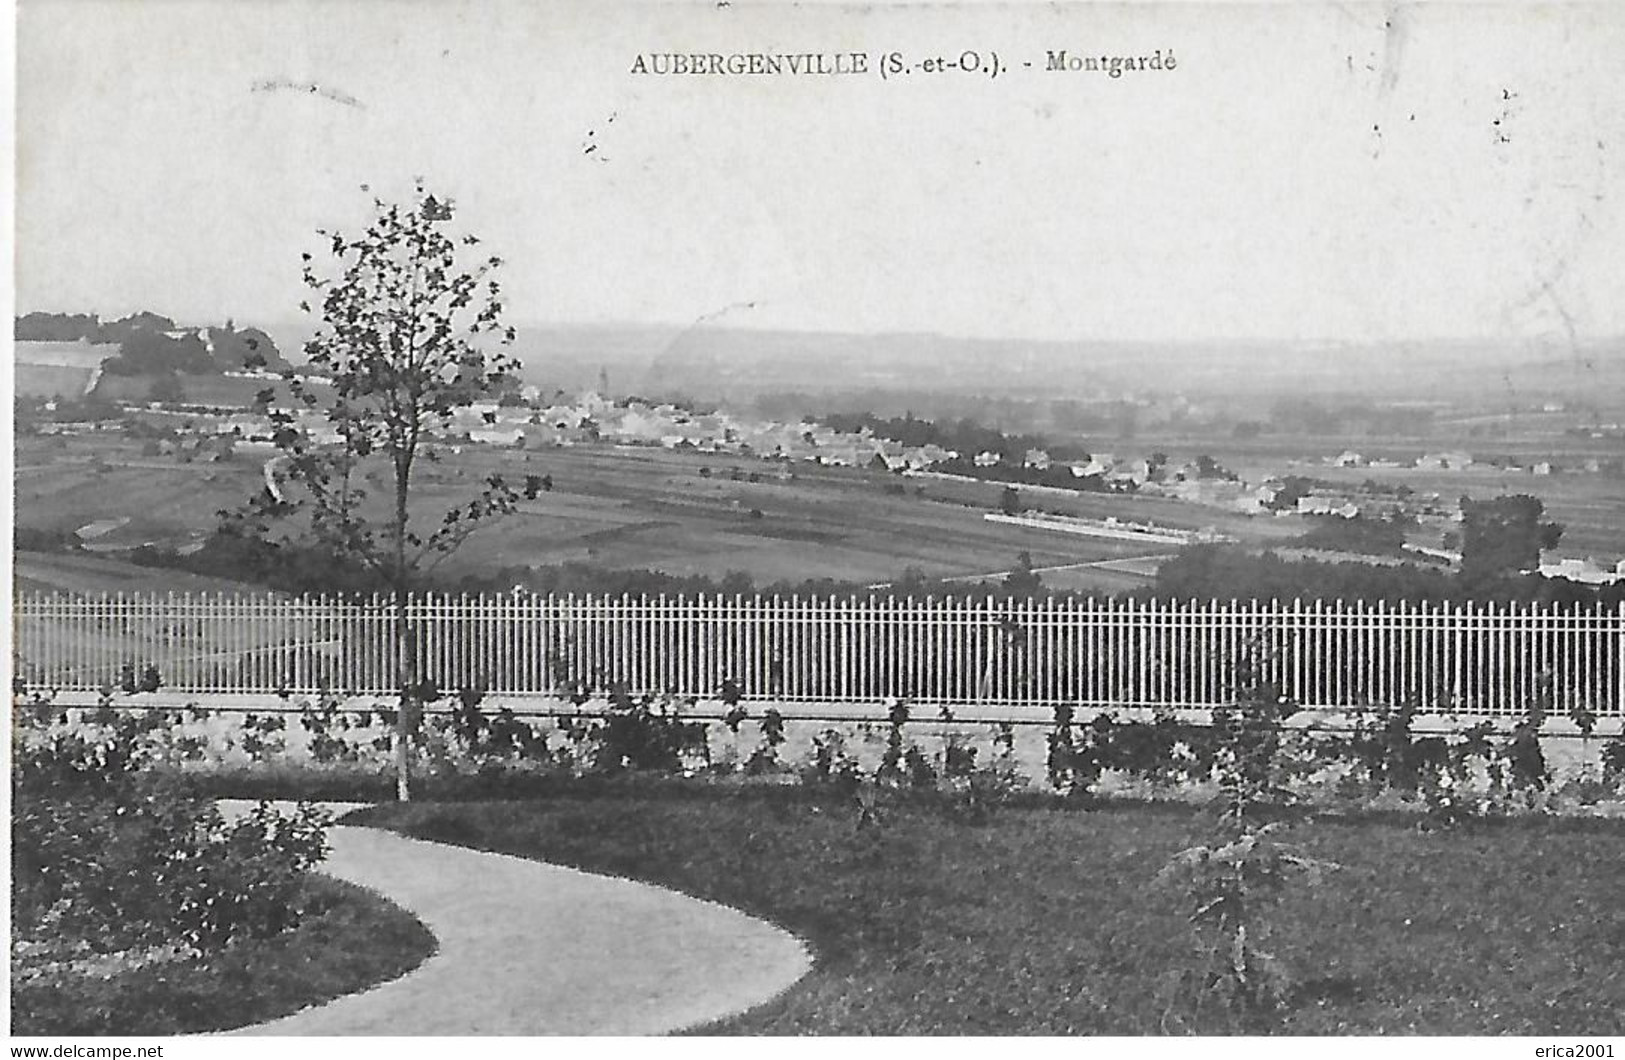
[1326,448,1624,478]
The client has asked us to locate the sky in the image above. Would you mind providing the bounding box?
[14,0,1625,345]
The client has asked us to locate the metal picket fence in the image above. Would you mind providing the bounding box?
[10,592,1624,716]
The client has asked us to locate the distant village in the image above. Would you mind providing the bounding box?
[15,310,1625,587]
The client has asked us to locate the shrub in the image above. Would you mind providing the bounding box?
[941,734,978,779]
[1045,702,1086,794]
[450,686,490,748]
[1155,823,1334,1028]
[1342,702,1431,794]
[299,693,360,766]
[239,712,288,762]
[485,707,549,763]
[1206,677,1305,825]
[11,706,329,965]
[942,730,1027,824]
[802,728,863,794]
[875,697,935,789]
[592,687,707,773]
[1602,733,1625,792]
[740,708,788,775]
[1475,703,1551,815]
[1156,646,1336,1029]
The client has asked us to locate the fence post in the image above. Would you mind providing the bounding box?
[1614,600,1623,716]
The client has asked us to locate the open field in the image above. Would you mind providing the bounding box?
[358,791,1625,1035]
[14,340,115,397]
[14,436,269,553]
[16,364,100,400]
[14,431,1315,592]
[90,372,279,408]
[13,551,270,596]
[15,340,116,367]
[433,445,1177,585]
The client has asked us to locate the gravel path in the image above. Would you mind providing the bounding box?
[222,804,810,1036]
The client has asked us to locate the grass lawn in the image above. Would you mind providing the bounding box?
[10,875,436,1036]
[356,788,1625,1035]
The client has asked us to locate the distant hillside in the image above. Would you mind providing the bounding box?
[496,323,1625,408]
[38,314,1619,414]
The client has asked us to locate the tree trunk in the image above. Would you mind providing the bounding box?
[393,455,414,802]
[394,590,413,802]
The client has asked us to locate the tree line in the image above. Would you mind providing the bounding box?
[16,311,290,376]
[819,410,1091,462]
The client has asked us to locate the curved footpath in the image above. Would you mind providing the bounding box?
[219,802,811,1036]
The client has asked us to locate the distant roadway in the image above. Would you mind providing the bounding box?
[866,553,1177,590]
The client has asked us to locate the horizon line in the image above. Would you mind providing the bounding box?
[14,307,1622,350]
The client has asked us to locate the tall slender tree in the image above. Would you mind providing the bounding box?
[228,183,545,799]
